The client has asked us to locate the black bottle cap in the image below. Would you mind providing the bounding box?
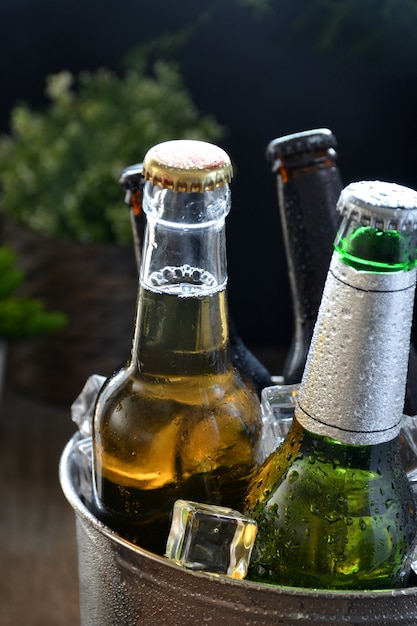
[266,128,337,164]
[119,163,145,208]
[119,163,144,193]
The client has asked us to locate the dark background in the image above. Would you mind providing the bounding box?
[2,0,417,348]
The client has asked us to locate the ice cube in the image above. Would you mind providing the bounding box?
[71,374,106,437]
[165,500,257,580]
[400,413,417,473]
[257,383,299,462]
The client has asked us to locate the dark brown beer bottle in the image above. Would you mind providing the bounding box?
[266,128,343,385]
[267,129,417,414]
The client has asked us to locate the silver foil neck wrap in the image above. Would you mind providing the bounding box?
[295,255,417,444]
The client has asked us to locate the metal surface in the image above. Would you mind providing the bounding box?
[60,434,417,625]
[336,181,417,229]
[297,256,416,445]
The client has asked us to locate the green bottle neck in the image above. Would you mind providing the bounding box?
[334,222,417,273]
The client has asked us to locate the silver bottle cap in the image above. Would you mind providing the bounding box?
[337,181,417,231]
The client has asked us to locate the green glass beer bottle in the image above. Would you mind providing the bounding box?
[246,180,417,590]
[92,140,261,556]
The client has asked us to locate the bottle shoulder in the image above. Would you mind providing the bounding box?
[246,420,416,589]
[93,366,262,490]
[246,419,408,511]
[94,366,261,428]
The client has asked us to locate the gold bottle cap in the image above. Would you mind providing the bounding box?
[142,140,233,192]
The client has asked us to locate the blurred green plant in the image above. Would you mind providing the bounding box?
[0,246,66,340]
[0,61,224,244]
[294,0,417,66]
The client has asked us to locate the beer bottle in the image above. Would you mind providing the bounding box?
[119,163,272,398]
[246,180,417,590]
[92,140,262,555]
[267,128,417,414]
[119,162,146,272]
[266,128,343,385]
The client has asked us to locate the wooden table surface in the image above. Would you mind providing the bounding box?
[0,383,80,626]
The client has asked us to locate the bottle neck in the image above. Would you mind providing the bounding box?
[334,220,417,273]
[275,152,343,383]
[131,183,232,375]
[295,254,417,444]
[140,183,229,293]
[276,153,342,314]
[276,148,338,181]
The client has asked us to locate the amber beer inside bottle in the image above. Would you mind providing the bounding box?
[92,141,261,555]
[94,282,258,553]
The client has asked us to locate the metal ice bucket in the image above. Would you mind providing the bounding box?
[60,434,417,625]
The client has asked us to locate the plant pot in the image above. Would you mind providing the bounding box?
[2,216,138,405]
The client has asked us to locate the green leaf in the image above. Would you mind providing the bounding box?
[0,247,24,298]
[0,297,67,340]
[0,245,67,340]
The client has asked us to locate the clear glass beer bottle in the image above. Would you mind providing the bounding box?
[119,162,272,398]
[246,180,417,590]
[92,140,261,555]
